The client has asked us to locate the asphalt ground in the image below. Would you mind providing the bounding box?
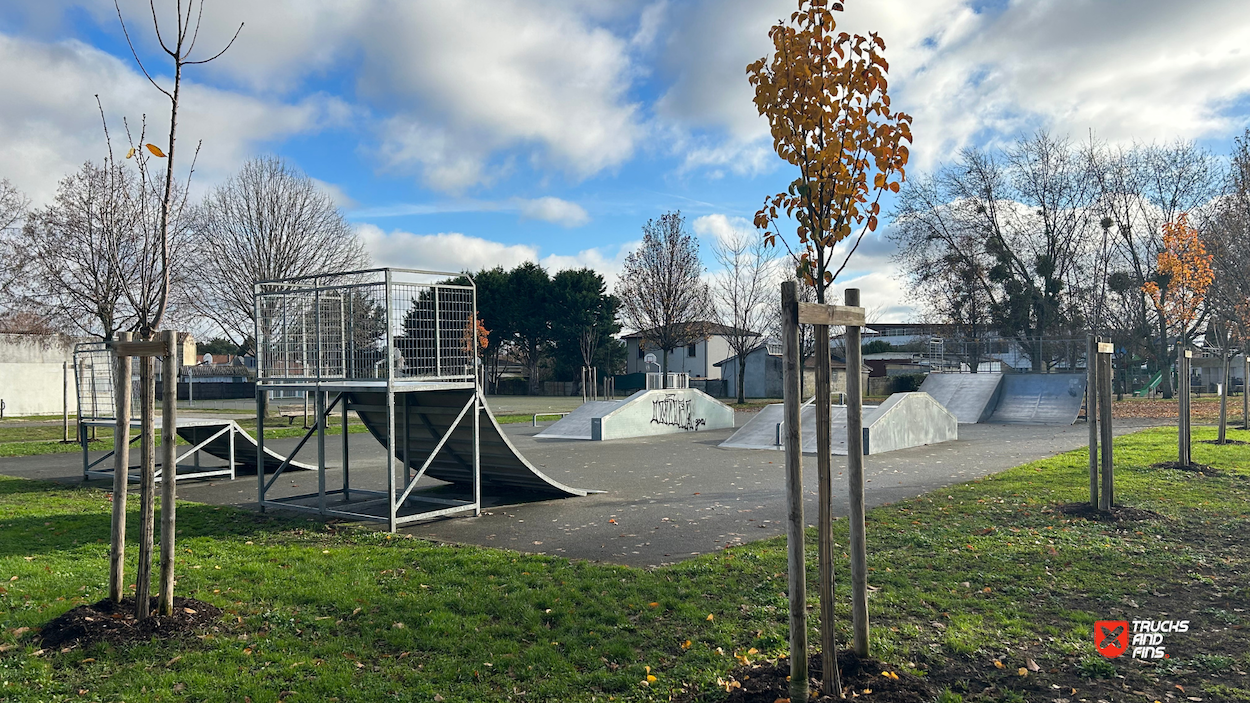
[0,412,1162,568]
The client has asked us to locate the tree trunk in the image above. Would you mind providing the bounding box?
[135,353,156,620]
[737,358,746,404]
[1243,355,1249,430]
[661,348,670,389]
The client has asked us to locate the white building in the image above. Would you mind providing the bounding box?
[622,323,759,380]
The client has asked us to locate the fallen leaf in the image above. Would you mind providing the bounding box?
[1017,667,1028,677]
[647,674,657,683]
[434,696,444,702]
[706,613,715,621]
[993,660,1004,669]
[80,658,95,663]
[649,602,659,608]
[1025,657,1040,672]
[166,655,182,666]
[183,608,197,615]
[681,640,692,650]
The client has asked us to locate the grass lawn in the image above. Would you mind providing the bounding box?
[0,426,1248,701]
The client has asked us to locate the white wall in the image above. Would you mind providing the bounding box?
[0,333,82,417]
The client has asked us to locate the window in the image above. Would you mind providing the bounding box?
[687,343,697,357]
[637,345,645,359]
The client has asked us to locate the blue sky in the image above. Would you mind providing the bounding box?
[2,0,1249,320]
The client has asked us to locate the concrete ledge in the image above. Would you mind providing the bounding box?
[592,388,734,441]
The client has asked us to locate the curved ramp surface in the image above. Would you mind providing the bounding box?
[175,421,314,475]
[350,390,589,497]
[988,374,1087,425]
[919,373,1004,424]
[535,398,632,440]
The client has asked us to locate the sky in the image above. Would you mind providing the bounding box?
[2,0,1249,322]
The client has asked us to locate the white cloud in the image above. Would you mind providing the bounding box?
[654,0,1250,175]
[0,33,339,204]
[691,213,755,245]
[516,197,590,228]
[309,178,357,209]
[357,223,632,285]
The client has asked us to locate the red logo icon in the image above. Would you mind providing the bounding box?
[1095,620,1129,658]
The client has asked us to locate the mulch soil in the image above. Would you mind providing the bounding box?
[1198,438,1250,446]
[37,596,222,650]
[1055,502,1164,521]
[1149,461,1224,476]
[680,651,935,703]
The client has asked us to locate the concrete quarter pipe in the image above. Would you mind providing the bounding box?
[920,372,1088,425]
[536,388,734,442]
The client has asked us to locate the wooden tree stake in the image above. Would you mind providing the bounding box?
[135,353,156,619]
[781,282,809,703]
[814,321,841,698]
[108,332,132,603]
[844,289,869,658]
[158,330,179,615]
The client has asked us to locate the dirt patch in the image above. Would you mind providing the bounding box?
[680,651,934,703]
[1055,502,1165,521]
[38,597,221,650]
[1149,461,1223,476]
[1198,438,1250,446]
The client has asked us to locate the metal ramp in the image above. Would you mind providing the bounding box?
[988,374,1087,425]
[350,389,589,496]
[80,418,313,482]
[919,372,1004,424]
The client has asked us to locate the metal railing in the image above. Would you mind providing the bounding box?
[255,268,477,386]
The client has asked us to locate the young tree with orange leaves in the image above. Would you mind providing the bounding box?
[1142,214,1214,356]
[748,1,911,698]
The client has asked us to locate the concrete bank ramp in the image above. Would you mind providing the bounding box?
[589,388,734,441]
[719,394,954,455]
[535,398,632,440]
[718,403,851,454]
[350,389,589,496]
[176,420,314,474]
[919,372,1004,424]
[862,392,958,454]
[987,374,1087,425]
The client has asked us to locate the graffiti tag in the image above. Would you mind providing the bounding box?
[650,394,706,431]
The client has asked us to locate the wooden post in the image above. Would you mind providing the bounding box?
[780,282,808,703]
[63,361,69,442]
[1179,348,1191,467]
[814,320,840,698]
[1098,341,1113,510]
[1219,354,1230,443]
[158,331,179,616]
[135,352,156,619]
[108,332,132,603]
[1243,355,1248,430]
[1087,335,1098,508]
[844,288,869,659]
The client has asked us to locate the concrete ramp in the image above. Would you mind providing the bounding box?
[718,402,852,454]
[862,392,957,454]
[176,420,314,474]
[350,390,589,496]
[919,372,1004,424]
[988,374,1087,425]
[592,388,735,441]
[535,398,633,440]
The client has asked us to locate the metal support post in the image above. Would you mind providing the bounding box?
[317,389,327,515]
[1099,342,1114,510]
[257,388,266,510]
[342,392,351,500]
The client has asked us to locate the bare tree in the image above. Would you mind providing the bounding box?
[0,179,32,323]
[712,231,773,403]
[1088,139,1220,397]
[616,211,712,387]
[18,162,141,339]
[1205,129,1250,427]
[191,156,369,349]
[113,0,243,623]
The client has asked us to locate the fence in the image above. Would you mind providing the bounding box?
[255,268,477,385]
